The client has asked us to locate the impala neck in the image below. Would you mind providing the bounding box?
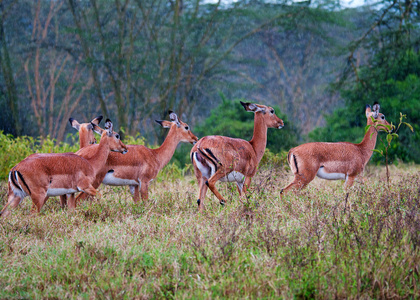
[358,120,379,164]
[153,126,181,170]
[86,135,110,173]
[249,112,268,163]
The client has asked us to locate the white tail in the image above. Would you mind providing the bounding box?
[75,111,198,202]
[281,102,391,195]
[190,101,284,211]
[2,119,127,217]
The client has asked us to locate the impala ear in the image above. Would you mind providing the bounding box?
[372,102,380,118]
[168,110,181,127]
[365,104,372,118]
[104,119,113,136]
[155,120,171,128]
[240,101,265,113]
[91,115,103,126]
[69,118,81,131]
[91,123,104,135]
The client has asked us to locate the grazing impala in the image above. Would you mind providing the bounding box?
[1,120,127,217]
[191,101,284,211]
[75,111,198,202]
[281,103,390,196]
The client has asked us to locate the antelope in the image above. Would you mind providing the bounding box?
[59,115,103,207]
[75,111,198,202]
[281,103,390,196]
[1,119,127,217]
[191,101,284,211]
[69,115,103,148]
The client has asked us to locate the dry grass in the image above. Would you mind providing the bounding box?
[0,164,419,299]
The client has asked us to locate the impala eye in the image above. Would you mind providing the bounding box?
[185,126,189,130]
[115,134,120,139]
[381,115,385,120]
[270,109,274,114]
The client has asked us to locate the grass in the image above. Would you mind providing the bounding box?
[0,164,419,299]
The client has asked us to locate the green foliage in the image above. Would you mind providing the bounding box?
[195,95,299,154]
[309,50,420,164]
[0,131,79,180]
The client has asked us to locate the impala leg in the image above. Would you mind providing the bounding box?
[132,185,140,203]
[344,175,356,190]
[206,170,231,206]
[59,195,67,208]
[31,191,48,214]
[1,188,23,217]
[280,172,316,197]
[197,177,208,212]
[140,181,149,201]
[67,193,76,210]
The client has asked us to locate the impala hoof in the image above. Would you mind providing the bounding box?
[220,201,225,206]
[197,199,201,206]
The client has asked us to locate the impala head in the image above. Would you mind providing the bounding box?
[69,115,103,147]
[155,111,198,144]
[240,101,284,129]
[365,102,391,132]
[92,119,128,154]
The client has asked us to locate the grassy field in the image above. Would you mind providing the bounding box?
[0,164,419,299]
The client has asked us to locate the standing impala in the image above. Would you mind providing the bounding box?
[191,101,284,211]
[281,103,390,195]
[1,120,127,217]
[75,111,198,202]
[59,115,103,207]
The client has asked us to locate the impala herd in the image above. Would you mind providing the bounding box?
[1,102,390,217]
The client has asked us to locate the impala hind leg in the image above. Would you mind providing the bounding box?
[197,177,209,212]
[59,195,67,208]
[280,172,316,197]
[206,170,232,206]
[1,193,23,217]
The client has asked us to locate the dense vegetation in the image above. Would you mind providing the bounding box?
[0,165,419,298]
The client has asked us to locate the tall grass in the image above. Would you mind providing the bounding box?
[0,164,419,298]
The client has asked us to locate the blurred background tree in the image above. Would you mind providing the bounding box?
[0,0,417,165]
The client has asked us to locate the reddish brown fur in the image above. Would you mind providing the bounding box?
[191,102,284,211]
[75,114,198,202]
[2,121,127,217]
[281,104,391,195]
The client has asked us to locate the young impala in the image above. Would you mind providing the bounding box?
[1,119,127,217]
[191,101,284,211]
[75,111,198,202]
[281,103,390,196]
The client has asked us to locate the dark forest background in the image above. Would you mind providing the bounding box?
[0,0,419,164]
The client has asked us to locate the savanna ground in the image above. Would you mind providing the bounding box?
[0,163,419,299]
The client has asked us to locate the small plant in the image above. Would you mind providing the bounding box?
[367,113,414,187]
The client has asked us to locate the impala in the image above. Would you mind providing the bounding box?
[191,101,284,211]
[59,115,103,207]
[75,111,198,202]
[69,115,103,148]
[1,119,127,217]
[281,102,390,195]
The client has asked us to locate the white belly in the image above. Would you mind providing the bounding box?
[219,171,245,183]
[316,167,346,180]
[46,188,78,197]
[102,172,139,186]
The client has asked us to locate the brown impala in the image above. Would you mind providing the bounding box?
[281,102,391,196]
[191,101,284,211]
[2,119,127,217]
[75,111,198,202]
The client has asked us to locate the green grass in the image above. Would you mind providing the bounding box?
[0,164,419,299]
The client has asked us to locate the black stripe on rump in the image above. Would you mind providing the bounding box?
[205,148,222,165]
[293,154,299,174]
[10,171,20,191]
[16,171,31,195]
[198,147,218,172]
